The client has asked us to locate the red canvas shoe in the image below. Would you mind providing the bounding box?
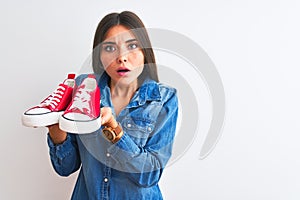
[22,74,76,127]
[59,74,101,134]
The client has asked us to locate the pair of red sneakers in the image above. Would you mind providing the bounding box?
[22,74,101,134]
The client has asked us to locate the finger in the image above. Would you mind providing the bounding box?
[100,107,112,125]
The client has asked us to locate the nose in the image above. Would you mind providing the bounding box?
[117,54,127,63]
[117,46,128,63]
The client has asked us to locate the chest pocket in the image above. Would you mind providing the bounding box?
[122,117,155,147]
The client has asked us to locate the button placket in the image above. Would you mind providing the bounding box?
[102,150,111,198]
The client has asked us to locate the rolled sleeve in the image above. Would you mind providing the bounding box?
[47,133,81,176]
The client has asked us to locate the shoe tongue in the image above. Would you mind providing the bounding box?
[62,73,76,87]
[84,78,96,90]
[63,79,75,87]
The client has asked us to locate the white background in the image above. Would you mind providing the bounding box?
[1,0,300,199]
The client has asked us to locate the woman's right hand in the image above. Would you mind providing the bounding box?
[47,124,67,145]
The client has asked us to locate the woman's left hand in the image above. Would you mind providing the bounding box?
[101,107,118,128]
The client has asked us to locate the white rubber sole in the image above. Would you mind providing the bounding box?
[59,115,102,134]
[22,111,63,127]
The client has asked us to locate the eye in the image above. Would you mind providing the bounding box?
[103,45,116,52]
[128,43,139,50]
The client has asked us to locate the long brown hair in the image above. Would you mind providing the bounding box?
[92,11,159,84]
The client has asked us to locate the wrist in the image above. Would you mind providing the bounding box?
[111,120,119,129]
[49,132,67,145]
[48,125,67,144]
[102,122,124,144]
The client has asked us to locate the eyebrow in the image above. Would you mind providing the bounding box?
[102,39,138,45]
[125,39,138,43]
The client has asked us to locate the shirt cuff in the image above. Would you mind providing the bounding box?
[47,133,74,160]
[107,133,140,160]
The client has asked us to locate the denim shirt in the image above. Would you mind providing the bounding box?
[47,73,178,200]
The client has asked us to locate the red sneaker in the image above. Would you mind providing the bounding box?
[22,74,76,127]
[59,74,101,134]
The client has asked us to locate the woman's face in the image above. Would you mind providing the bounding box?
[100,25,144,86]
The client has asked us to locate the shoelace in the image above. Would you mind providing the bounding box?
[40,86,66,109]
[69,87,92,113]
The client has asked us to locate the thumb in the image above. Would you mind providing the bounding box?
[100,107,113,126]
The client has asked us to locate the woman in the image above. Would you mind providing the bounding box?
[48,11,178,200]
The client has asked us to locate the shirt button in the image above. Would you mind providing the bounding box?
[106,153,110,157]
[104,178,109,183]
[147,127,152,131]
[127,123,132,128]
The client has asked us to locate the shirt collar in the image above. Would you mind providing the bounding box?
[98,72,161,108]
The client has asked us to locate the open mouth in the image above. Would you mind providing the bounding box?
[117,69,130,73]
[117,67,130,75]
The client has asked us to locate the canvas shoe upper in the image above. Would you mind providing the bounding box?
[22,74,76,127]
[59,74,101,134]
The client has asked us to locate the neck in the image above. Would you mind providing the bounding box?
[110,80,138,98]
